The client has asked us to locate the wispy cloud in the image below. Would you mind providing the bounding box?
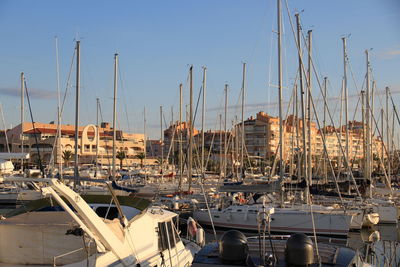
[0,87,57,100]
[378,48,400,59]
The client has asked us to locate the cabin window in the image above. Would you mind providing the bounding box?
[172,216,180,234]
[166,221,177,247]
[95,206,119,220]
[158,222,169,251]
[158,220,178,251]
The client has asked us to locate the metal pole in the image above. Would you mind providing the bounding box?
[381,108,384,164]
[201,67,207,180]
[178,84,183,193]
[20,72,24,173]
[339,79,344,173]
[295,13,308,197]
[143,107,147,159]
[323,77,327,183]
[219,114,222,179]
[241,63,246,179]
[171,106,174,166]
[386,87,391,184]
[112,53,118,180]
[74,41,80,180]
[342,37,350,181]
[96,98,100,174]
[307,30,312,185]
[361,90,366,180]
[188,66,193,192]
[55,37,62,178]
[296,82,301,180]
[160,105,164,181]
[290,86,296,177]
[365,50,372,197]
[224,84,228,178]
[278,0,284,205]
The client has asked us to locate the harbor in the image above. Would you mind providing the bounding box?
[0,0,399,266]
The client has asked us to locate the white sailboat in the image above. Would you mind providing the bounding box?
[194,204,353,237]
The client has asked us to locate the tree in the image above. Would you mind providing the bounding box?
[136,152,146,168]
[116,150,126,169]
[62,150,73,168]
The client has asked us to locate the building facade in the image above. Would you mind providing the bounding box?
[238,112,385,169]
[0,122,145,167]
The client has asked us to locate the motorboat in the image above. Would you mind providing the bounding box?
[0,177,201,266]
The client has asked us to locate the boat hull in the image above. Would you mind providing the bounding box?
[194,206,352,237]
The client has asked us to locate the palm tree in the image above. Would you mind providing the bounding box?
[135,152,146,168]
[116,150,126,169]
[62,150,73,168]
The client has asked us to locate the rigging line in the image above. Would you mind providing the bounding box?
[0,103,10,153]
[369,105,393,190]
[24,79,45,176]
[270,72,297,176]
[117,60,132,133]
[48,45,76,170]
[290,6,362,199]
[312,34,327,79]
[284,0,346,202]
[60,45,77,118]
[192,86,203,131]
[283,5,321,263]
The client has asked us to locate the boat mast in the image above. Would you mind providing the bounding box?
[365,50,372,197]
[241,63,246,179]
[20,72,24,174]
[188,66,193,192]
[96,98,99,174]
[235,115,239,177]
[55,37,62,179]
[201,67,207,181]
[342,37,350,182]
[385,86,391,185]
[74,41,80,181]
[307,30,312,186]
[160,105,164,182]
[361,89,366,184]
[338,79,344,174]
[143,106,147,178]
[112,53,118,180]
[170,106,174,167]
[381,108,384,162]
[295,13,308,198]
[219,114,222,179]
[290,85,296,177]
[224,84,228,178]
[296,82,301,180]
[323,77,328,183]
[277,0,284,205]
[178,84,183,193]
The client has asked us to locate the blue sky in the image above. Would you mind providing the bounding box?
[0,0,399,140]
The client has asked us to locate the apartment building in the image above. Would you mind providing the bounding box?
[0,122,145,167]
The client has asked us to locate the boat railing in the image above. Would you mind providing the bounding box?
[53,241,93,267]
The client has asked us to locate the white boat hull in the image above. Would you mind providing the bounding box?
[194,205,352,237]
